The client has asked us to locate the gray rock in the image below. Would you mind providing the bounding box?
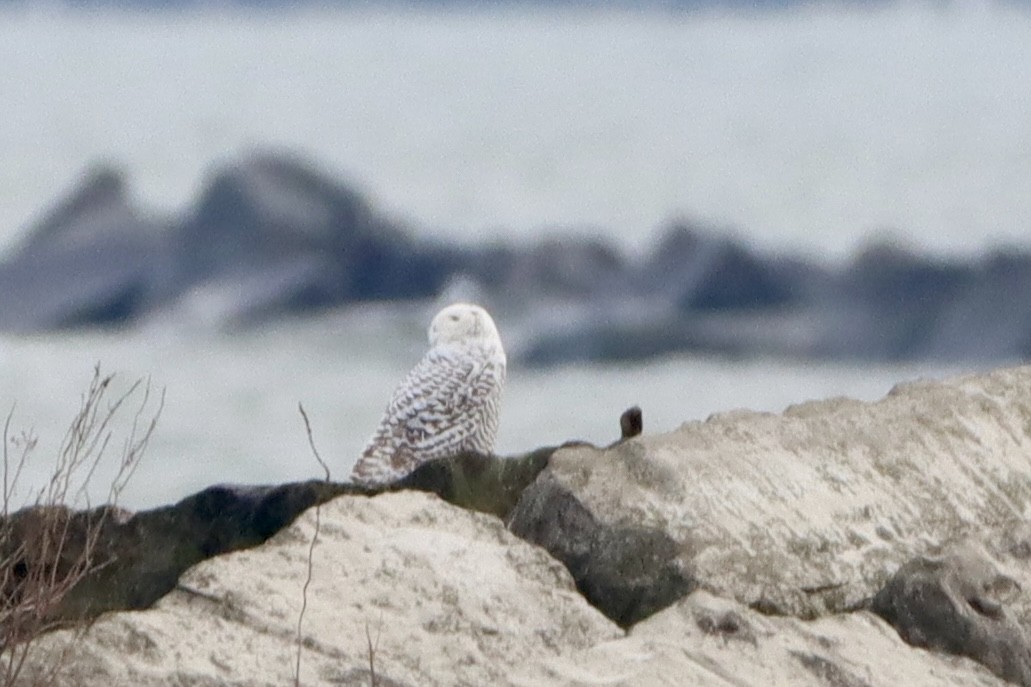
[470,236,628,299]
[165,150,458,319]
[648,224,802,312]
[924,251,1031,361]
[515,590,1007,687]
[0,165,167,330]
[813,240,975,360]
[507,364,1031,667]
[872,542,1031,686]
[508,470,695,628]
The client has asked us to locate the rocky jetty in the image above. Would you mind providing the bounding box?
[8,364,1031,685]
[5,151,1031,366]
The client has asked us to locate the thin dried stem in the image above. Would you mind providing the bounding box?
[365,617,382,687]
[299,404,330,482]
[294,403,332,687]
[3,407,12,521]
[0,365,163,687]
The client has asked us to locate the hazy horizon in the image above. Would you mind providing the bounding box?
[3,3,1030,262]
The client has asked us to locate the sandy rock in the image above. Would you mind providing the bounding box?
[509,364,1031,626]
[514,590,1008,687]
[20,491,620,687]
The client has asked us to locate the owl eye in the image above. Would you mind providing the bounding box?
[449,314,460,322]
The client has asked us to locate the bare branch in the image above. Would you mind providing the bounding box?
[0,365,163,686]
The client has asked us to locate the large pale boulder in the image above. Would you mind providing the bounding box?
[19,492,620,686]
[514,590,1008,687]
[509,364,1031,626]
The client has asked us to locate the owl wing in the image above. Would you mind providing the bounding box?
[351,347,488,484]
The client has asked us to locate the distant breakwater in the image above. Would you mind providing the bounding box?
[4,148,1029,367]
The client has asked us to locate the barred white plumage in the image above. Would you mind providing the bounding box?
[351,302,506,485]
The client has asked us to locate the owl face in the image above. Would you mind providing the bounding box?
[428,303,500,347]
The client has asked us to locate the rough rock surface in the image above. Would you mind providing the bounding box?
[509,364,1031,628]
[514,591,1008,687]
[19,492,620,687]
[872,540,1031,686]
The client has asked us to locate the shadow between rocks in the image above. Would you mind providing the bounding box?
[507,472,696,629]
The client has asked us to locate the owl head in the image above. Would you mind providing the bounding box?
[428,303,502,348]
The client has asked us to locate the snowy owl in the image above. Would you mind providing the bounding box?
[351,302,507,485]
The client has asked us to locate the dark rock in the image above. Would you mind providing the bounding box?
[517,315,729,366]
[638,224,805,310]
[0,151,478,331]
[507,471,696,628]
[619,406,643,440]
[815,241,975,360]
[23,480,363,623]
[871,543,1031,687]
[397,448,555,520]
[516,309,796,366]
[469,236,627,299]
[694,603,756,644]
[165,151,459,318]
[922,250,1031,361]
[173,152,381,285]
[0,165,167,330]
[679,239,800,312]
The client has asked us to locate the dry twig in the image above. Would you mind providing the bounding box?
[365,618,382,687]
[294,403,331,687]
[0,365,163,686]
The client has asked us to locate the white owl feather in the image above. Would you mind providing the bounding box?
[351,303,506,485]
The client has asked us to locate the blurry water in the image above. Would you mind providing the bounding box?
[0,308,970,509]
[1,5,1030,258]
